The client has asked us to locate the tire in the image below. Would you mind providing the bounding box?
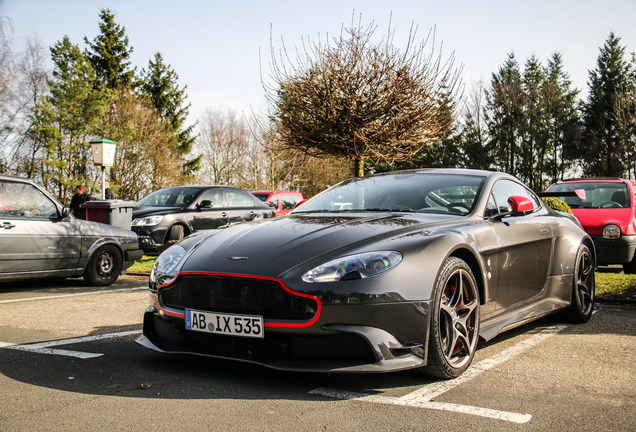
[562,244,595,323]
[167,224,185,242]
[423,257,480,379]
[622,256,636,274]
[83,244,123,286]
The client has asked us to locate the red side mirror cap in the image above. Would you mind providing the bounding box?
[508,195,534,213]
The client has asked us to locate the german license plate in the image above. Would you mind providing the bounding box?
[185,309,264,339]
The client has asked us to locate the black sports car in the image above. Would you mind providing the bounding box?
[137,169,595,379]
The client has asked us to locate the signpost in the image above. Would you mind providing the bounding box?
[90,139,117,200]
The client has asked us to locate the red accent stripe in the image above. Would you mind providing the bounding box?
[156,272,321,327]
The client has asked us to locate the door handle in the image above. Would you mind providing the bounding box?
[221,212,227,217]
[2,221,16,230]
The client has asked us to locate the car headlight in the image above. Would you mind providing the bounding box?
[132,215,164,227]
[150,244,187,285]
[603,224,621,239]
[302,251,402,283]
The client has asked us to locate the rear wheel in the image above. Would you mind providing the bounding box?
[423,257,480,379]
[83,245,122,286]
[562,244,595,323]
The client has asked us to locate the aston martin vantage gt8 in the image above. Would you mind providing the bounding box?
[137,169,595,379]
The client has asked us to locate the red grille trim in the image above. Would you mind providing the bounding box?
[156,272,321,328]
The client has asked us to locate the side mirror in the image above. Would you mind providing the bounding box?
[265,201,277,208]
[197,200,213,210]
[508,196,534,214]
[61,207,71,218]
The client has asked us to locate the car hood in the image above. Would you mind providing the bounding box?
[133,206,184,218]
[180,212,462,278]
[571,208,632,235]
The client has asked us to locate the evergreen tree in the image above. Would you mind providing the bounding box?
[140,52,200,176]
[485,53,524,178]
[83,8,135,90]
[31,36,108,203]
[543,52,581,184]
[520,55,546,189]
[582,32,634,177]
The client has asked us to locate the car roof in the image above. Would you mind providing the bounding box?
[557,177,629,182]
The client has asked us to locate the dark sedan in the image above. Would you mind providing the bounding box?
[132,185,276,254]
[137,169,595,379]
[0,174,143,286]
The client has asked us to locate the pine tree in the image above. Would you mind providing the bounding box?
[83,8,135,90]
[486,53,524,178]
[582,32,634,177]
[542,52,581,184]
[31,36,108,203]
[520,55,546,189]
[140,52,200,177]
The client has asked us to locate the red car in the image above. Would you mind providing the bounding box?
[546,178,636,273]
[251,190,304,217]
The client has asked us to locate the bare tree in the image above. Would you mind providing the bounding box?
[195,107,253,186]
[104,89,182,200]
[266,16,462,176]
[8,35,50,179]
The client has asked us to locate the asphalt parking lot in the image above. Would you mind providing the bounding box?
[0,275,635,431]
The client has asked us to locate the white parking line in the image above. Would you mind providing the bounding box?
[0,330,142,359]
[0,287,147,304]
[310,322,573,424]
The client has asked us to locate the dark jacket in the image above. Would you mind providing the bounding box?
[105,188,116,200]
[70,192,91,219]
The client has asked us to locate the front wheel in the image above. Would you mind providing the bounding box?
[423,257,480,379]
[562,244,595,323]
[83,245,122,286]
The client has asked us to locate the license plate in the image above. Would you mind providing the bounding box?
[185,309,264,339]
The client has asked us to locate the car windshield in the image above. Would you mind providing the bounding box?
[137,187,202,208]
[549,182,630,209]
[251,193,269,202]
[295,173,485,215]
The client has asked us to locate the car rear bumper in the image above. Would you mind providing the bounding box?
[591,234,636,265]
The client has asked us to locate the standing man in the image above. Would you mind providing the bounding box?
[69,185,91,219]
[105,181,116,200]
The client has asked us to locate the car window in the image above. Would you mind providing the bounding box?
[137,187,202,208]
[198,188,223,208]
[485,192,499,217]
[491,179,541,213]
[0,181,58,218]
[281,194,299,210]
[549,181,630,209]
[266,196,280,208]
[226,190,256,208]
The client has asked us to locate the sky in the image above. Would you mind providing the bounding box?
[3,0,636,124]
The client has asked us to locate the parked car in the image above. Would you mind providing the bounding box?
[545,177,636,273]
[0,174,143,286]
[137,169,594,379]
[132,185,276,254]
[251,190,304,216]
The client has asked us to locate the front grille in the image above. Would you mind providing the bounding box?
[160,274,317,321]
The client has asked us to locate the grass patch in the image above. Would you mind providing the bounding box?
[128,256,156,273]
[595,272,636,300]
[126,257,635,301]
